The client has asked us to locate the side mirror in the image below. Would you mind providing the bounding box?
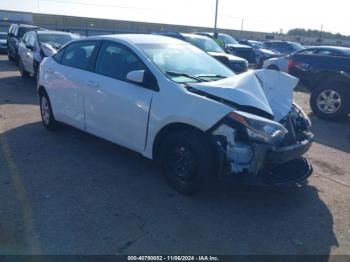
[126,70,145,84]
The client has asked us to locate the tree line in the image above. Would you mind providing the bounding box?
[287,28,350,40]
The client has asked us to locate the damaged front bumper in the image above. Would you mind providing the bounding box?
[267,132,313,164]
[212,112,314,186]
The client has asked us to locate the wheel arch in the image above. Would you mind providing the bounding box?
[312,71,350,91]
[37,85,47,96]
[152,122,210,161]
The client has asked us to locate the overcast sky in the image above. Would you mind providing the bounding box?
[1,0,349,35]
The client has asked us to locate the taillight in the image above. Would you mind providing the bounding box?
[288,58,294,73]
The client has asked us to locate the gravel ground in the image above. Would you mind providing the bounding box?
[0,55,349,255]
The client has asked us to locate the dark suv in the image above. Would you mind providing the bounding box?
[153,32,248,74]
[7,24,39,63]
[289,46,350,120]
[195,32,256,66]
[264,40,304,55]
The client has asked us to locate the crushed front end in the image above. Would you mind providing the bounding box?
[211,103,313,186]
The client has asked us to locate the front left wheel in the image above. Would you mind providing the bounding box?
[39,91,58,130]
[159,129,217,195]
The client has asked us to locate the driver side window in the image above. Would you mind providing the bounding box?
[95,41,146,81]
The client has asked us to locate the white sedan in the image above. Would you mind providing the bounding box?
[38,34,313,194]
[262,56,289,72]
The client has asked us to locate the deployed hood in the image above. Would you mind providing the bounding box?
[40,42,58,57]
[188,70,299,121]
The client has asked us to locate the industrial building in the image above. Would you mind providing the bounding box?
[1,9,349,46]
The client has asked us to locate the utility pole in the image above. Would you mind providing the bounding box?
[214,0,219,33]
[241,18,244,32]
[320,24,324,44]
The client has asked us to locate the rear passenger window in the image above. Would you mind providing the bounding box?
[95,42,145,81]
[62,41,98,70]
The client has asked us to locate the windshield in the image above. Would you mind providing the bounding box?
[38,33,77,48]
[138,43,234,83]
[184,36,225,53]
[218,34,239,45]
[19,28,37,38]
[249,41,265,49]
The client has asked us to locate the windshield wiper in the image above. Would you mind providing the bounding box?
[195,74,227,79]
[165,71,207,82]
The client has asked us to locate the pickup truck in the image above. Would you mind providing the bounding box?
[288,46,350,120]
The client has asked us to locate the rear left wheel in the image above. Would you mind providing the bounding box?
[39,91,58,130]
[8,52,14,62]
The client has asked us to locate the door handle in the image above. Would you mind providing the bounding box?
[87,80,99,88]
[46,68,54,73]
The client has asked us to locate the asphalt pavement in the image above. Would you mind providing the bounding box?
[0,55,349,255]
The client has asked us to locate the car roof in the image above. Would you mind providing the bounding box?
[18,24,39,28]
[181,33,211,40]
[304,46,350,55]
[36,30,75,35]
[85,34,187,45]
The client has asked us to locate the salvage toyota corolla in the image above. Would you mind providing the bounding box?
[37,34,313,194]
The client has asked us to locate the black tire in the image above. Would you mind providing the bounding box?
[310,81,350,120]
[39,91,58,131]
[267,65,279,71]
[18,58,30,78]
[159,129,216,195]
[34,61,40,83]
[8,52,14,62]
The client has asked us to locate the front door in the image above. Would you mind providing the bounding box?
[84,41,154,152]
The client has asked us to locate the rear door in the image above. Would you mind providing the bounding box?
[45,40,100,129]
[84,40,154,152]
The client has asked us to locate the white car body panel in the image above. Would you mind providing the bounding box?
[38,34,298,160]
[262,56,289,73]
[84,72,153,152]
[42,59,85,129]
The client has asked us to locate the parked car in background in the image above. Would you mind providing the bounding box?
[0,32,7,53]
[38,34,313,194]
[239,40,282,68]
[288,46,350,120]
[264,40,304,55]
[262,56,289,72]
[7,24,40,63]
[153,32,248,73]
[18,30,79,78]
[196,32,256,66]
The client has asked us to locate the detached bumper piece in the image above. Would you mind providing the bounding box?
[268,133,313,164]
[223,157,313,187]
[261,157,313,186]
